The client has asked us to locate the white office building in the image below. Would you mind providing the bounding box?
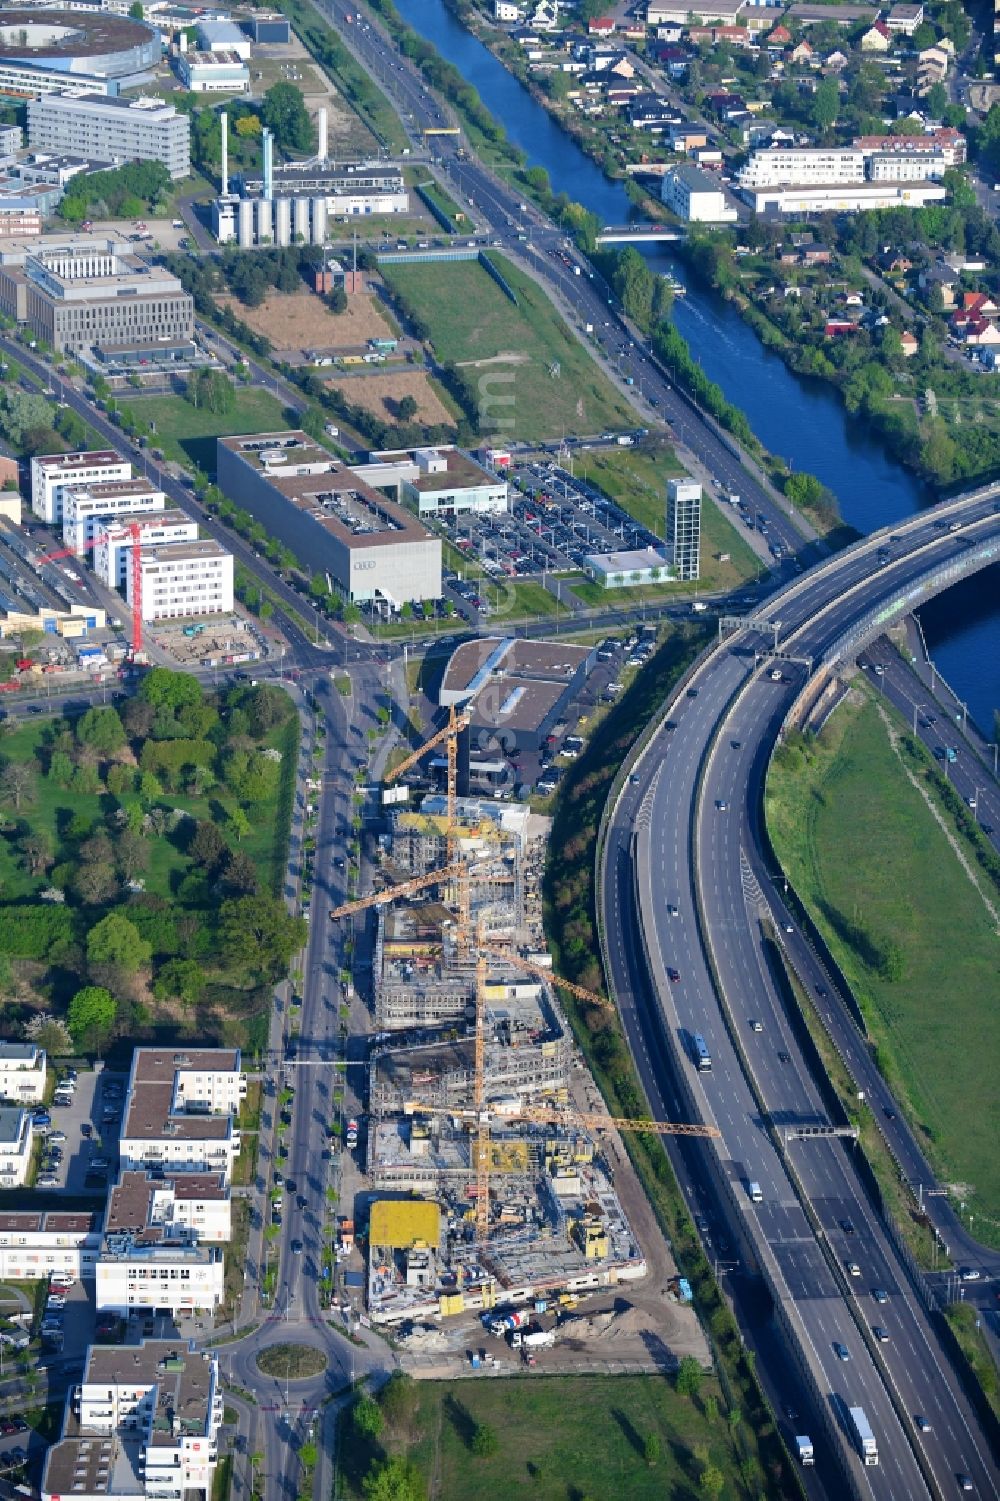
[0,1107,32,1188]
[666,477,702,581]
[62,480,166,555]
[0,1209,100,1281]
[30,449,132,525]
[43,1341,222,1501]
[661,163,737,222]
[361,446,509,517]
[0,1041,46,1103]
[118,1048,246,1184]
[95,1239,226,1316]
[128,539,234,622]
[93,510,198,587]
[26,94,191,181]
[867,150,946,181]
[177,50,250,92]
[738,148,866,188]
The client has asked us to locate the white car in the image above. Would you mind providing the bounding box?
[36,1174,59,1188]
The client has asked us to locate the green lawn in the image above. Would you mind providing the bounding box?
[575,443,687,534]
[127,389,291,477]
[342,1374,752,1501]
[383,255,635,442]
[487,578,559,619]
[766,694,1000,1237]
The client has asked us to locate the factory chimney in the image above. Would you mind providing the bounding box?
[317,107,328,164]
[262,127,274,202]
[220,111,229,198]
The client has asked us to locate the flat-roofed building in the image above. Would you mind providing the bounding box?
[128,539,234,622]
[42,1340,222,1501]
[439,636,595,750]
[0,1040,46,1103]
[95,1238,226,1316]
[0,1209,99,1279]
[94,510,198,588]
[666,477,701,581]
[362,446,509,517]
[26,92,191,179]
[585,545,672,588]
[106,1169,232,1244]
[0,1107,32,1187]
[661,162,737,222]
[742,180,947,214]
[62,478,165,554]
[217,432,441,606]
[177,49,249,92]
[738,148,865,188]
[118,1048,246,1184]
[30,448,132,524]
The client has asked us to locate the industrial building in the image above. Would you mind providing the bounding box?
[244,13,290,44]
[62,477,165,554]
[0,1040,47,1103]
[41,1341,222,1501]
[0,1107,32,1187]
[217,431,441,606]
[439,636,595,752]
[118,1048,246,1185]
[26,92,191,180]
[176,49,249,92]
[666,477,701,581]
[0,234,193,354]
[0,9,161,95]
[195,19,252,59]
[741,180,947,215]
[362,446,509,518]
[0,1210,100,1281]
[94,510,197,587]
[31,446,132,524]
[128,538,235,623]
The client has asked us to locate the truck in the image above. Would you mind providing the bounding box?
[848,1406,878,1466]
[522,1327,556,1350]
[795,1436,814,1466]
[691,601,708,613]
[616,434,634,446]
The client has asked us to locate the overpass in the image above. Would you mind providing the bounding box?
[601,489,1000,1500]
[596,223,687,244]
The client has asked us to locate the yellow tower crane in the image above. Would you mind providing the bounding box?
[385,705,471,867]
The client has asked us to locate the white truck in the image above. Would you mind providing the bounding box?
[848,1406,878,1466]
[795,1436,814,1466]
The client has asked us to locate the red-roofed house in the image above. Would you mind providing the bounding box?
[588,15,616,32]
[860,19,892,50]
[767,23,791,43]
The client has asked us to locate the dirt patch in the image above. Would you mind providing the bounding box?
[216,289,393,353]
[329,368,456,429]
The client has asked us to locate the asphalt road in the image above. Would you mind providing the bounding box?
[604,495,1000,1498]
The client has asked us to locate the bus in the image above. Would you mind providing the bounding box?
[692,1033,712,1072]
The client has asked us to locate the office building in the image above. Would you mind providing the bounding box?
[118,1048,246,1184]
[94,510,197,587]
[95,1239,226,1316]
[0,235,193,354]
[361,446,509,517]
[0,125,21,158]
[62,478,165,554]
[585,545,672,588]
[217,432,442,606]
[128,539,234,622]
[0,1107,32,1187]
[177,49,249,92]
[31,447,132,524]
[661,162,737,222]
[666,477,701,581]
[42,1341,222,1501]
[738,148,865,188]
[27,93,191,180]
[0,1210,100,1280]
[0,1041,46,1103]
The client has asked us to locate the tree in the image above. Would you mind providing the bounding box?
[218,894,307,976]
[396,394,418,422]
[812,76,839,132]
[25,1011,73,1055]
[0,761,36,811]
[362,1457,425,1501]
[116,828,150,883]
[226,807,252,844]
[139,668,205,714]
[471,1423,498,1457]
[189,819,230,874]
[676,1356,703,1398]
[643,1432,661,1466]
[152,958,206,1007]
[352,1396,384,1439]
[925,80,948,122]
[73,861,119,906]
[86,912,152,974]
[129,1,144,17]
[261,82,313,154]
[66,986,117,1050]
[76,706,126,756]
[220,849,260,896]
[699,1463,726,1499]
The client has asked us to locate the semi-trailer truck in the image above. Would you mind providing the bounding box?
[795,1436,814,1466]
[848,1406,878,1466]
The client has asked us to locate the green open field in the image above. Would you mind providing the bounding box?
[341,1374,753,1501]
[766,693,1000,1236]
[128,389,290,477]
[382,256,635,442]
[575,443,687,533]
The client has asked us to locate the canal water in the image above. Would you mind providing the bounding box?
[395,0,998,733]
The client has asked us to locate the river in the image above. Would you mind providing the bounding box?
[395,0,998,735]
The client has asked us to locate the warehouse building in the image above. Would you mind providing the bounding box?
[27,92,191,180]
[217,432,441,606]
[94,509,197,587]
[362,446,509,518]
[30,446,132,524]
[127,538,234,622]
[62,477,165,554]
[740,180,947,215]
[439,636,595,752]
[42,1341,222,1501]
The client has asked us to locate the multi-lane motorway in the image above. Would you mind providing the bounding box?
[604,495,1000,1497]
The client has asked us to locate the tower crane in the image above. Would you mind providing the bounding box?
[479,941,610,1013]
[35,524,145,656]
[385,705,471,866]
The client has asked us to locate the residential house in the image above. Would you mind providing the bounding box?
[653,42,692,75]
[918,260,960,308]
[824,49,849,70]
[529,0,560,30]
[789,39,815,63]
[704,91,748,120]
[860,20,892,50]
[900,330,919,357]
[605,79,644,102]
[767,23,792,43]
[495,0,522,19]
[670,123,710,151]
[627,98,681,130]
[917,43,953,92]
[825,316,862,335]
[879,249,913,274]
[588,14,616,32]
[886,2,923,33]
[961,317,1000,347]
[800,243,832,265]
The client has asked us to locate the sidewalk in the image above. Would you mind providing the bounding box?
[902,615,999,778]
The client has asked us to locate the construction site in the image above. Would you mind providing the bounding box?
[330,708,720,1339]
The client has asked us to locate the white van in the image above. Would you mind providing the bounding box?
[748,1181,763,1203]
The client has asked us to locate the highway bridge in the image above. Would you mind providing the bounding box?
[602,490,1000,1499]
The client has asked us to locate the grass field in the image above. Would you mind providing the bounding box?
[487,578,559,618]
[766,693,1000,1235]
[383,255,634,442]
[575,443,687,534]
[340,1374,751,1501]
[216,289,394,353]
[129,389,290,476]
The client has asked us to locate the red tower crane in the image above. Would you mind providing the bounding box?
[36,522,144,657]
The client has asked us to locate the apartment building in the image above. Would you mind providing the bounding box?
[867,150,946,181]
[93,510,198,588]
[62,479,166,554]
[853,127,966,166]
[95,1238,226,1316]
[0,1107,32,1187]
[0,1040,46,1103]
[0,1210,100,1280]
[42,1341,222,1501]
[128,539,234,622]
[106,1170,232,1245]
[661,162,737,222]
[26,93,191,179]
[738,148,865,187]
[118,1049,246,1184]
[30,448,132,525]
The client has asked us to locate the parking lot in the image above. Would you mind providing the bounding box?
[35,1066,125,1194]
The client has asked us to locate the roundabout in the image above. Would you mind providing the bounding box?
[255,1342,328,1381]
